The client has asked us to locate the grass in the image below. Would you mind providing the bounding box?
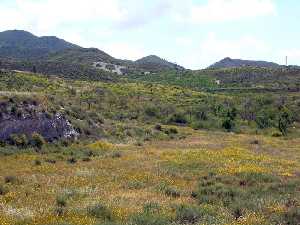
[0,128,299,225]
[0,71,300,224]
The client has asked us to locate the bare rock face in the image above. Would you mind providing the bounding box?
[0,101,78,142]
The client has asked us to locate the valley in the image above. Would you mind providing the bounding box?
[0,30,300,225]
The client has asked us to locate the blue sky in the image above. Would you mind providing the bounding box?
[0,0,299,69]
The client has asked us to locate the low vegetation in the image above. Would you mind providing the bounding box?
[0,70,300,225]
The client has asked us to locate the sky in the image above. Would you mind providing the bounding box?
[0,0,299,69]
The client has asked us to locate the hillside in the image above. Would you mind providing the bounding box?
[0,71,300,225]
[127,66,300,92]
[0,30,185,76]
[209,57,281,69]
[0,30,79,59]
[135,55,185,72]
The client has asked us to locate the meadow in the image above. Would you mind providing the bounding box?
[0,71,299,225]
[0,128,299,225]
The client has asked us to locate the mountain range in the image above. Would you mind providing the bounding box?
[0,30,298,78]
[208,57,282,69]
[0,30,183,75]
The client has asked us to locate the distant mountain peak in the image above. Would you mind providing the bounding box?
[209,57,281,69]
[0,29,185,75]
[135,55,184,72]
[0,30,79,59]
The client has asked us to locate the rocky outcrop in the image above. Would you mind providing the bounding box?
[0,101,78,142]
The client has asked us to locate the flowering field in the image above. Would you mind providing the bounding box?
[0,129,299,225]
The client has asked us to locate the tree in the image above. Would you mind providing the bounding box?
[278,108,292,136]
[222,118,235,131]
[32,65,37,73]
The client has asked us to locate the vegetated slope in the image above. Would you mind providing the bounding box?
[0,30,186,76]
[0,58,120,82]
[209,57,281,69]
[0,30,79,59]
[1,70,300,144]
[202,67,300,90]
[47,48,118,64]
[0,73,300,225]
[135,55,185,72]
[127,66,300,91]
[127,70,218,90]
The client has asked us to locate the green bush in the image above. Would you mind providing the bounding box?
[222,118,235,131]
[0,185,8,195]
[283,206,300,225]
[4,175,19,184]
[67,157,77,164]
[168,113,187,124]
[175,205,203,224]
[130,212,170,225]
[31,133,45,149]
[143,202,161,214]
[9,134,28,147]
[56,195,68,207]
[111,151,122,158]
[87,203,113,221]
[164,187,181,198]
[168,128,178,134]
[34,159,42,166]
[154,124,162,131]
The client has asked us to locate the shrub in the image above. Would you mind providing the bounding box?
[232,203,244,220]
[88,141,114,151]
[31,133,45,149]
[135,141,143,146]
[222,118,235,131]
[0,185,8,195]
[126,180,146,190]
[45,159,57,164]
[130,213,170,225]
[272,132,282,137]
[4,175,19,184]
[9,134,28,147]
[256,113,272,129]
[67,157,77,164]
[154,124,162,131]
[0,140,6,147]
[143,202,161,214]
[111,151,122,158]
[87,203,113,221]
[82,157,91,162]
[56,195,67,207]
[95,222,121,225]
[168,113,187,124]
[165,187,181,198]
[283,206,300,225]
[34,159,42,166]
[54,207,65,217]
[168,128,178,134]
[175,205,203,224]
[278,108,293,136]
[251,140,259,145]
[145,106,159,118]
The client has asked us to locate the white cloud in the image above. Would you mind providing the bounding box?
[102,43,146,60]
[175,37,194,47]
[0,0,174,34]
[0,0,126,35]
[175,0,276,24]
